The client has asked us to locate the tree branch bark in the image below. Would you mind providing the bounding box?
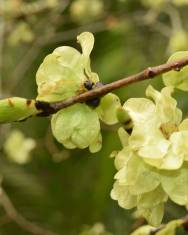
[150,214,188,234]
[35,56,188,116]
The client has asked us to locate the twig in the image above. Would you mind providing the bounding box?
[35,56,188,115]
[0,188,59,235]
[150,214,188,234]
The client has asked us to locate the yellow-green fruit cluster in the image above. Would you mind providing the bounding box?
[163,51,188,91]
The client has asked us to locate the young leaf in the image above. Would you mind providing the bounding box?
[139,203,164,227]
[36,32,99,102]
[111,181,137,209]
[163,51,188,91]
[161,164,188,205]
[51,103,101,151]
[137,186,168,209]
[96,93,121,125]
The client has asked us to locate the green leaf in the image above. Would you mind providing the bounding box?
[36,32,99,102]
[169,131,188,163]
[51,103,101,151]
[118,127,129,147]
[138,186,168,209]
[0,97,38,123]
[161,163,188,205]
[123,97,156,127]
[116,107,130,124]
[111,181,137,209]
[89,133,102,153]
[96,93,121,125]
[36,47,84,102]
[129,126,170,166]
[146,85,182,125]
[126,156,160,195]
[114,146,132,171]
[139,203,164,227]
[163,51,188,91]
[114,155,160,195]
[77,32,94,58]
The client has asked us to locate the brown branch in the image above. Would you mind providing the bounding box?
[132,214,188,235]
[148,214,188,234]
[0,188,59,235]
[35,56,188,116]
[150,224,165,234]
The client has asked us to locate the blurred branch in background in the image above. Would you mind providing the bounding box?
[131,214,188,235]
[0,188,59,235]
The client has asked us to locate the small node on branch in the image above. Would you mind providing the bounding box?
[35,101,55,116]
[84,81,103,107]
[84,80,94,90]
[86,97,101,107]
[173,62,182,71]
[146,67,156,78]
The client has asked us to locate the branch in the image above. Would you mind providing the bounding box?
[0,188,59,235]
[36,56,188,115]
[149,214,188,234]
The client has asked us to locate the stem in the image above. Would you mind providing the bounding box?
[0,188,59,235]
[36,56,188,115]
[150,214,188,234]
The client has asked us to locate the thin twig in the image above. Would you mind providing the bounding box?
[0,188,59,235]
[150,214,188,234]
[35,56,188,116]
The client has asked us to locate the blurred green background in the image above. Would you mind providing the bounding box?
[1,0,188,234]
